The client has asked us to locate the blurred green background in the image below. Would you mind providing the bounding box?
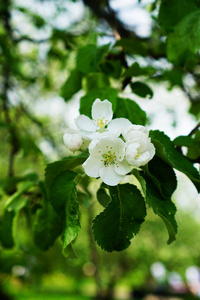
[1,0,200,299]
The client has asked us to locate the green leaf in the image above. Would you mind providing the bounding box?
[76,43,110,73]
[100,60,122,79]
[20,135,42,158]
[83,72,110,92]
[49,171,81,258]
[5,180,35,209]
[0,172,38,194]
[93,184,146,252]
[60,69,83,101]
[131,169,146,196]
[150,130,200,192]
[167,10,200,65]
[45,156,85,258]
[0,209,15,248]
[33,202,62,251]
[96,187,111,208]
[80,88,117,118]
[158,0,199,33]
[115,39,147,56]
[62,243,77,259]
[33,183,63,251]
[114,97,147,125]
[49,170,77,212]
[173,135,197,147]
[144,175,177,244]
[131,81,153,99]
[147,156,177,199]
[122,62,155,78]
[162,68,183,89]
[45,153,87,197]
[189,101,200,118]
[187,131,200,160]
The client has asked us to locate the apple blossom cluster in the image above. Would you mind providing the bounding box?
[63,99,155,186]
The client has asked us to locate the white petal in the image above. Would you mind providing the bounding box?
[82,156,104,178]
[78,130,101,141]
[123,125,149,142]
[130,138,148,152]
[88,138,100,151]
[107,118,132,136]
[75,115,97,132]
[93,137,126,161]
[64,128,78,134]
[80,129,117,141]
[146,142,156,160]
[92,99,113,126]
[115,160,131,175]
[127,142,155,167]
[99,165,125,186]
[125,142,140,165]
[134,151,151,167]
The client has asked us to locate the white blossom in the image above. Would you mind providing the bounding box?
[75,98,113,140]
[63,128,83,152]
[83,137,131,186]
[123,125,155,167]
[63,98,156,184]
[75,98,131,140]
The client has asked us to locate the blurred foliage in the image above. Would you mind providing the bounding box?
[0,0,200,299]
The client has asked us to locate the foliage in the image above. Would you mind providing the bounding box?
[0,3,200,298]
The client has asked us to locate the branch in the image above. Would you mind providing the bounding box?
[189,121,200,136]
[83,0,138,39]
[12,36,49,44]
[1,0,19,177]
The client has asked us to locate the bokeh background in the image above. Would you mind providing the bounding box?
[0,0,200,299]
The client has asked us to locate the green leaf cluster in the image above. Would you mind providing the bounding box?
[44,154,87,257]
[159,0,200,65]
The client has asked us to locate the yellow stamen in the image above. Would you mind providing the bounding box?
[102,151,116,166]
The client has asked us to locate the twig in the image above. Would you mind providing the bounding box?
[12,36,49,44]
[188,121,200,136]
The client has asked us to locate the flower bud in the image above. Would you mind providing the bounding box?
[63,129,83,152]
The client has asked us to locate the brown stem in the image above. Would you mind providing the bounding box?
[189,121,200,136]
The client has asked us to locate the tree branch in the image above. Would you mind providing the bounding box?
[12,36,49,44]
[1,0,19,177]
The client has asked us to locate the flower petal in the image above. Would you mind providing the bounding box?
[115,159,131,175]
[134,151,151,167]
[146,142,156,160]
[99,165,125,186]
[92,99,113,126]
[123,124,149,142]
[107,118,132,136]
[82,156,104,178]
[91,137,126,161]
[75,115,97,132]
[80,129,117,141]
[125,142,140,165]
